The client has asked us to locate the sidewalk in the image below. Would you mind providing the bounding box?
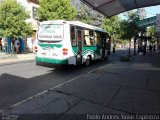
[0,53,35,65]
[1,50,160,120]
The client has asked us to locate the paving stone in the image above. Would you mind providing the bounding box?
[40,93,80,114]
[110,87,160,113]
[81,72,105,80]
[102,63,132,73]
[9,91,80,115]
[55,77,97,98]
[9,100,40,114]
[65,100,124,114]
[41,99,68,114]
[34,91,63,107]
[131,62,160,71]
[98,70,147,89]
[148,71,160,92]
[82,82,120,106]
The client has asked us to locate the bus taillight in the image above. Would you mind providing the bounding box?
[63,52,68,55]
[62,48,68,55]
[63,48,68,51]
[35,46,38,49]
[34,46,38,53]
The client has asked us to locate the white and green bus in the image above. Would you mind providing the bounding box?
[34,20,110,67]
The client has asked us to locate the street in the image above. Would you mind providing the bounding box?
[1,48,160,120]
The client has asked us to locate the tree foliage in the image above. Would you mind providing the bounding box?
[147,26,156,42]
[103,16,121,36]
[37,0,77,21]
[76,3,93,24]
[103,9,146,43]
[102,16,122,43]
[0,0,32,38]
[120,10,146,41]
[72,0,103,26]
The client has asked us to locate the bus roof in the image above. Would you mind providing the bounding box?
[39,20,107,34]
[71,21,106,33]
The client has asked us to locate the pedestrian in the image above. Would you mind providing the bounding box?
[14,38,20,54]
[142,41,146,55]
[0,38,2,51]
[149,44,152,52]
[113,43,116,53]
[106,36,111,55]
[138,43,142,54]
[2,37,8,53]
[143,45,146,55]
[153,44,156,52]
[11,38,15,52]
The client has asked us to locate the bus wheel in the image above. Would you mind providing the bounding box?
[84,56,91,66]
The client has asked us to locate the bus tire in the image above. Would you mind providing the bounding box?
[84,56,91,66]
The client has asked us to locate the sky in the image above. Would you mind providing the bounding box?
[119,5,160,19]
[145,5,160,18]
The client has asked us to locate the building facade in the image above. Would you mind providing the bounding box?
[17,0,39,30]
[16,0,39,52]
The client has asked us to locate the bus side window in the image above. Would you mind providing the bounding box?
[70,26,76,46]
[84,30,90,46]
[89,30,95,46]
[84,29,95,46]
[95,32,101,46]
[89,36,95,45]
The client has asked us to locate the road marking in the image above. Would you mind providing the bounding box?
[88,65,106,73]
[9,65,107,109]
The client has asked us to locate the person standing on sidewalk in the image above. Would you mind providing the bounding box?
[149,44,152,52]
[0,38,2,51]
[153,43,156,52]
[14,38,20,54]
[2,37,8,53]
[142,41,146,55]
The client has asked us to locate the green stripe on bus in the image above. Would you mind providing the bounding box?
[83,46,101,56]
[36,57,68,64]
[72,46,77,55]
[38,44,62,48]
[83,46,96,51]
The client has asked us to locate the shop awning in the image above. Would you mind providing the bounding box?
[80,0,160,17]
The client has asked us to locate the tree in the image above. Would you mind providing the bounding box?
[76,3,93,24]
[72,0,104,26]
[0,0,32,38]
[37,0,77,21]
[147,26,156,43]
[122,10,146,40]
[120,10,146,56]
[102,16,121,42]
[103,16,120,35]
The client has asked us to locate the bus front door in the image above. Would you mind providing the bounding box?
[76,29,83,64]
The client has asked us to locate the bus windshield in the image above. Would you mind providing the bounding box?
[37,24,64,41]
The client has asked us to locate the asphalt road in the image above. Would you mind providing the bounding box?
[0,49,128,111]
